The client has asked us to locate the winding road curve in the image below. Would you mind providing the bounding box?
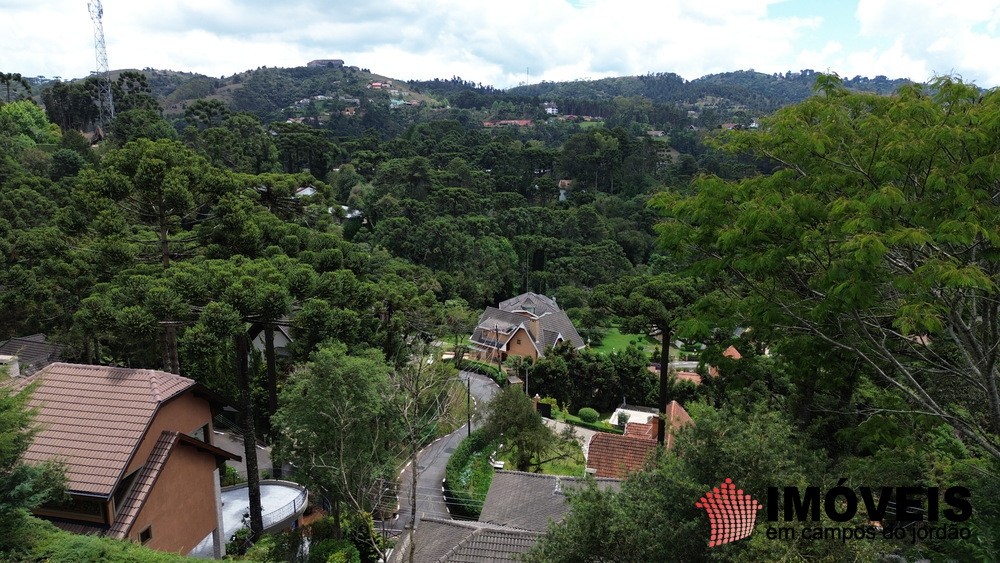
[390,370,499,533]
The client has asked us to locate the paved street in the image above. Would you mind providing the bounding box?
[391,370,499,532]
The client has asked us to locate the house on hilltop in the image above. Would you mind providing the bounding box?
[470,292,585,363]
[8,363,239,557]
[307,59,344,68]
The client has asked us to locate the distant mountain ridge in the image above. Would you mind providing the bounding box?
[504,69,912,112]
[32,64,916,128]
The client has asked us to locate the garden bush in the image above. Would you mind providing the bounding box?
[577,407,600,423]
[443,427,496,519]
[309,539,360,563]
[459,359,507,385]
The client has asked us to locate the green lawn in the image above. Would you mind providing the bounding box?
[498,438,586,476]
[591,327,660,356]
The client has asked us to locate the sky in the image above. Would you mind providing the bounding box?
[4,0,1000,89]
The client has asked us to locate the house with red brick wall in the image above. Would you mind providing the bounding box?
[10,363,239,557]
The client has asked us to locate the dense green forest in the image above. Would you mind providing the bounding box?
[1,65,998,561]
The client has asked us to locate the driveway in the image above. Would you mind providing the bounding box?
[391,370,499,532]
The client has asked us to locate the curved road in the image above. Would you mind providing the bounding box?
[391,370,499,532]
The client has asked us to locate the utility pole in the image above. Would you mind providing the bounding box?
[88,1,115,131]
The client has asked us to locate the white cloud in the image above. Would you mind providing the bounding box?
[2,0,999,88]
[851,0,1000,84]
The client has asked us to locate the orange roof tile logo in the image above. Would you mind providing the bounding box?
[695,478,762,547]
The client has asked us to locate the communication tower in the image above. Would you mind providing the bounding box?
[88,0,115,130]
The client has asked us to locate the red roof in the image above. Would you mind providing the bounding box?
[622,402,692,447]
[624,421,656,441]
[663,400,692,449]
[675,371,702,384]
[723,345,742,360]
[13,363,196,496]
[586,433,657,479]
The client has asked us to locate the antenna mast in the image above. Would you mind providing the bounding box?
[88,0,115,130]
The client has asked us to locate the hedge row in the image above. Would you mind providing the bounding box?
[458,359,507,385]
[443,427,496,519]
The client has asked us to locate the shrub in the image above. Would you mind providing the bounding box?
[443,427,495,519]
[459,359,507,385]
[27,520,193,562]
[616,412,630,427]
[310,516,339,544]
[309,539,360,563]
[344,511,384,563]
[221,463,244,486]
[578,407,600,423]
[226,526,253,557]
[539,397,559,408]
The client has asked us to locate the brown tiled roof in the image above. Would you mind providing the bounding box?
[674,371,702,384]
[480,471,620,532]
[15,363,196,497]
[624,422,656,441]
[723,345,742,360]
[586,433,657,479]
[663,400,692,450]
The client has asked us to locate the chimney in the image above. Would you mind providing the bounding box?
[0,355,21,378]
[650,416,662,443]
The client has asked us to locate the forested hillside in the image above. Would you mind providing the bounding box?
[1,65,997,561]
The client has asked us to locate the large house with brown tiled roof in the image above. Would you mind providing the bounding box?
[470,292,585,363]
[10,363,239,557]
[586,401,692,478]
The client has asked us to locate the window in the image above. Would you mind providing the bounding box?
[139,526,153,544]
[189,423,208,443]
[517,339,522,345]
[113,469,140,516]
[39,495,105,522]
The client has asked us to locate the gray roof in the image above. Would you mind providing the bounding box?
[499,292,560,316]
[471,306,584,357]
[480,471,621,532]
[474,307,531,333]
[0,334,64,375]
[537,311,586,350]
[390,518,541,563]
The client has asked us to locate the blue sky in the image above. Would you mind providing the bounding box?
[3,0,1000,88]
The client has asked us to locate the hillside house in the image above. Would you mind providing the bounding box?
[470,292,585,363]
[9,363,239,557]
[587,401,692,478]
